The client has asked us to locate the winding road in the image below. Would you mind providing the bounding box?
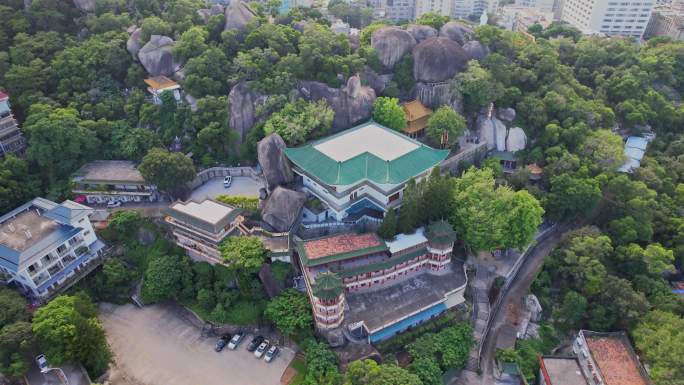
[477,226,566,384]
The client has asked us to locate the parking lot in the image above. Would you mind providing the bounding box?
[99,303,294,385]
[189,176,264,201]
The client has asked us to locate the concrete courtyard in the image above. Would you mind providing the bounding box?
[99,303,294,385]
[190,176,264,201]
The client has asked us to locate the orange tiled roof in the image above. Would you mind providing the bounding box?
[303,233,384,261]
[402,100,432,121]
[144,76,179,90]
[527,163,543,175]
[586,336,649,385]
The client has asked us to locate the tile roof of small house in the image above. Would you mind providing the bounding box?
[284,122,448,186]
[312,271,343,300]
[298,232,388,267]
[144,76,180,90]
[584,332,651,385]
[403,100,432,121]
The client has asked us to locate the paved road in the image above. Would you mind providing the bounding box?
[25,363,90,385]
[478,228,565,384]
[99,303,294,385]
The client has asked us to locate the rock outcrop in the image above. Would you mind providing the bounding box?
[497,107,516,124]
[73,0,95,12]
[362,68,393,96]
[197,5,225,23]
[413,37,468,83]
[126,27,142,58]
[228,81,268,142]
[416,82,461,111]
[257,134,294,191]
[439,21,474,45]
[463,40,489,61]
[478,114,508,151]
[138,35,182,77]
[406,24,438,43]
[506,127,527,152]
[224,1,257,31]
[296,75,376,131]
[261,187,306,232]
[371,27,417,69]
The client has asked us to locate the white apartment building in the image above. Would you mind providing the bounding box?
[0,198,106,301]
[515,0,557,13]
[451,0,499,19]
[561,0,656,38]
[415,0,455,18]
[384,0,415,20]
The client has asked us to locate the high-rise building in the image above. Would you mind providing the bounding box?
[415,0,455,18]
[451,0,499,19]
[644,0,684,40]
[0,92,26,158]
[561,0,656,38]
[515,0,556,13]
[384,0,415,21]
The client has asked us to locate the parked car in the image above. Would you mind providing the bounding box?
[223,176,232,188]
[106,201,122,208]
[254,339,270,358]
[227,332,245,350]
[246,335,264,352]
[215,334,231,352]
[35,354,48,373]
[264,345,279,363]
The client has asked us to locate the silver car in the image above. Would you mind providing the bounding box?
[264,345,279,363]
[254,339,269,358]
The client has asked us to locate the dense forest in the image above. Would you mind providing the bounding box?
[0,0,683,384]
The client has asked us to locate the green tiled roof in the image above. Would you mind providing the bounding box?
[312,271,343,300]
[339,247,427,278]
[283,122,449,186]
[426,220,457,245]
[298,236,389,267]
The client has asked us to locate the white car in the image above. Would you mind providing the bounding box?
[227,332,245,350]
[36,354,48,373]
[254,340,269,358]
[264,345,279,363]
[223,176,232,188]
[106,201,122,208]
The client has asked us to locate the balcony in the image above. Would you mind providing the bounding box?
[36,240,108,302]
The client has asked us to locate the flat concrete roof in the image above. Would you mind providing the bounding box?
[540,357,588,385]
[313,123,419,162]
[75,160,146,184]
[0,210,58,252]
[343,262,466,333]
[386,228,427,254]
[169,200,236,226]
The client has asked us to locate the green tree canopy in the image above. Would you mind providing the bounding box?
[263,99,334,145]
[426,106,466,148]
[633,310,684,385]
[344,359,422,385]
[141,254,194,303]
[219,236,267,272]
[264,289,313,338]
[372,97,406,131]
[138,147,196,194]
[32,295,111,377]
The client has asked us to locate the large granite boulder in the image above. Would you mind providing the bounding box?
[413,37,468,83]
[362,68,393,95]
[371,27,417,70]
[477,113,507,151]
[439,21,474,45]
[197,5,225,23]
[224,1,257,31]
[416,82,461,111]
[261,187,306,232]
[406,24,438,43]
[497,107,516,124]
[463,40,489,61]
[229,81,268,142]
[138,35,182,77]
[127,27,142,58]
[296,75,376,131]
[73,0,95,12]
[257,134,294,191]
[506,127,527,152]
[292,20,308,33]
